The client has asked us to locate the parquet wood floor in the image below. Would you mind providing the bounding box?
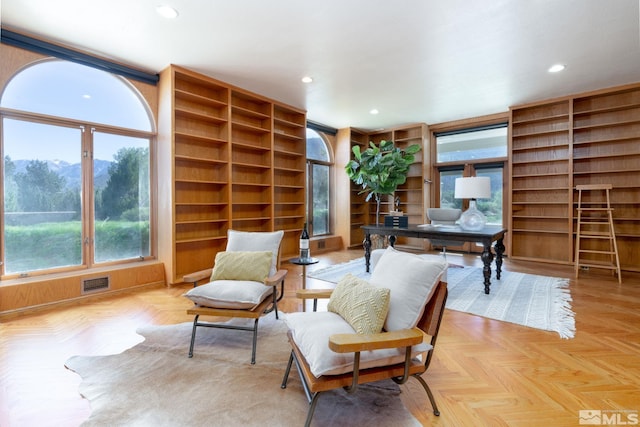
[1,249,638,426]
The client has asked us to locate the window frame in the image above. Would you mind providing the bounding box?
[0,61,156,279]
[305,128,333,237]
[431,119,509,253]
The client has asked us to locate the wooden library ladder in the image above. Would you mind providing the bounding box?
[574,184,622,283]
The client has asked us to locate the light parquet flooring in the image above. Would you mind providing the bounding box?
[1,249,639,427]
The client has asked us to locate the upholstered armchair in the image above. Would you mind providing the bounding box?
[281,247,448,426]
[182,229,287,364]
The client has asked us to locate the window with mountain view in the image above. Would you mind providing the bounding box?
[436,124,507,227]
[1,59,154,277]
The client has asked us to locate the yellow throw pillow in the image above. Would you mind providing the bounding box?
[328,273,390,334]
[210,251,273,282]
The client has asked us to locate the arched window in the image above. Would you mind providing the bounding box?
[1,59,154,277]
[306,128,332,236]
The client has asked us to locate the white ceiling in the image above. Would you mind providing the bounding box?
[2,0,640,130]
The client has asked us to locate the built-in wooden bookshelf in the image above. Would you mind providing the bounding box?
[346,129,369,248]
[509,83,640,271]
[509,100,573,264]
[366,131,395,228]
[158,65,306,283]
[272,105,307,256]
[571,85,640,271]
[338,124,427,251]
[393,124,428,250]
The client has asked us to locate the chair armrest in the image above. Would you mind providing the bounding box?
[329,328,424,353]
[264,269,287,286]
[183,268,213,286]
[295,289,334,300]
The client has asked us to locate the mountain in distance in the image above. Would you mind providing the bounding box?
[11,159,112,190]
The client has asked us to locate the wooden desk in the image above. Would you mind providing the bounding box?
[362,224,507,294]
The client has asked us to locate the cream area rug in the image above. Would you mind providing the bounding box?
[308,257,575,339]
[65,313,421,427]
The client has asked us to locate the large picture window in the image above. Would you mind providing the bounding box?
[1,59,154,277]
[434,123,507,252]
[435,124,507,223]
[436,125,507,163]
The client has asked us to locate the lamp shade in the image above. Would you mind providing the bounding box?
[454,177,491,199]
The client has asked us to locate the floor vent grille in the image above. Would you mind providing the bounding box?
[82,276,110,294]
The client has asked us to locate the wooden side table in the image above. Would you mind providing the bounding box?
[289,257,319,290]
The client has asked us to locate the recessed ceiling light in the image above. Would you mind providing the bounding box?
[369,109,379,115]
[156,5,179,19]
[82,94,91,99]
[548,64,566,73]
[301,76,313,83]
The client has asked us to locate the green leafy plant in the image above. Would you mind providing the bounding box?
[345,140,421,224]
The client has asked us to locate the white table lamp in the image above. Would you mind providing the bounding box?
[454,177,491,231]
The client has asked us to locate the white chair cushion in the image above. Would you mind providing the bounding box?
[369,247,445,273]
[226,229,284,276]
[284,311,431,378]
[370,246,447,331]
[183,280,273,310]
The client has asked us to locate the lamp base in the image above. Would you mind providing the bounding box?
[459,199,486,231]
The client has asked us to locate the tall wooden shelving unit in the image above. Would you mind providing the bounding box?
[345,129,370,248]
[230,92,273,234]
[509,83,640,272]
[161,67,231,284]
[509,100,573,264]
[366,130,394,227]
[341,124,427,251]
[272,105,307,256]
[571,85,640,272]
[393,124,428,250]
[158,65,306,283]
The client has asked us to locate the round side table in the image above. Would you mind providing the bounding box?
[289,257,319,290]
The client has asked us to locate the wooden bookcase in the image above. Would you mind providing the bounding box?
[345,129,370,248]
[509,83,640,271]
[158,65,306,283]
[509,100,573,264]
[230,91,273,234]
[272,105,307,256]
[393,124,428,250]
[339,124,427,251]
[571,85,640,272]
[366,130,395,227]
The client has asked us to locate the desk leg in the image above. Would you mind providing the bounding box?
[494,237,505,280]
[364,232,372,273]
[481,243,494,295]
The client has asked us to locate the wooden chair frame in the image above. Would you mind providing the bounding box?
[281,281,448,426]
[183,245,287,365]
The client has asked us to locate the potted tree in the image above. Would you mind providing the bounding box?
[345,139,421,225]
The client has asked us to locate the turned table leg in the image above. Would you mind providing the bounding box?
[481,243,495,295]
[494,237,505,280]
